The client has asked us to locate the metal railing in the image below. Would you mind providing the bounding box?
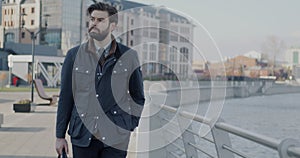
[157,104,300,158]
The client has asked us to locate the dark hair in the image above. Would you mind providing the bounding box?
[87,2,118,24]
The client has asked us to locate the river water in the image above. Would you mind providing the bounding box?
[192,93,300,158]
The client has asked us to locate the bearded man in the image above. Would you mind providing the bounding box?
[55,2,145,158]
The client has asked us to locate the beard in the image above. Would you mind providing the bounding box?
[88,25,110,41]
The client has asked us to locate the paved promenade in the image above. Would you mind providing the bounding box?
[0,91,66,158]
[0,91,139,158]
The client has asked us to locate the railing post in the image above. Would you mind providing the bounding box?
[147,104,168,158]
[178,118,198,158]
[211,119,235,158]
[278,138,300,158]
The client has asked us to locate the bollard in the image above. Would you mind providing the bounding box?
[0,113,3,128]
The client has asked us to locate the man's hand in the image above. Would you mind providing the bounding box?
[56,138,69,155]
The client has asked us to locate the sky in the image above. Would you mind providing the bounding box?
[129,0,300,61]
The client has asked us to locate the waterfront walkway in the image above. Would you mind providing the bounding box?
[0,92,64,158]
[0,92,138,158]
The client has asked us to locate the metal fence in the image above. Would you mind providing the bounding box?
[157,104,300,158]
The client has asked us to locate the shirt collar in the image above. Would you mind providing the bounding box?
[94,41,112,56]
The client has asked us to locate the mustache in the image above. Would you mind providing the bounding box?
[88,25,98,32]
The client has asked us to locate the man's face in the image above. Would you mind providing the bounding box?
[88,10,115,41]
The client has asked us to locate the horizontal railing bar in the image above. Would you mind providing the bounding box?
[185,128,214,144]
[188,142,215,158]
[168,151,182,158]
[215,122,280,150]
[160,104,177,113]
[287,146,300,157]
[159,104,300,157]
[160,104,280,150]
[179,110,211,124]
[222,144,250,158]
[160,104,211,124]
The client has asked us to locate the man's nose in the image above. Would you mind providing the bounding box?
[91,20,99,26]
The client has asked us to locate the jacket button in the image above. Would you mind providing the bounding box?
[100,73,102,76]
[96,94,99,97]
[80,114,84,117]
[124,68,127,72]
[89,137,91,140]
[113,111,117,114]
[75,67,78,70]
[102,137,106,140]
[96,116,99,119]
[86,70,89,73]
[113,70,117,74]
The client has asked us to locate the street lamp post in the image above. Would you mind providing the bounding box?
[21,13,49,103]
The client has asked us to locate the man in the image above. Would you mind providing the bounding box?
[55,2,145,158]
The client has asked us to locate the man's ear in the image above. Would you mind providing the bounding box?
[110,22,116,32]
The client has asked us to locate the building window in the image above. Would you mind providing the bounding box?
[293,51,299,64]
[22,8,25,14]
[179,65,188,77]
[180,27,190,34]
[31,20,34,25]
[130,40,133,46]
[11,9,14,15]
[131,19,134,25]
[149,63,156,73]
[180,36,189,43]
[45,31,62,49]
[31,7,35,13]
[143,44,148,60]
[170,46,177,62]
[5,33,15,43]
[143,29,148,37]
[131,30,134,36]
[149,44,157,61]
[22,32,25,38]
[4,9,6,15]
[4,21,6,27]
[150,31,157,39]
[10,21,13,27]
[180,47,189,62]
[170,34,178,42]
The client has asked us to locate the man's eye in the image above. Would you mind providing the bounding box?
[97,18,104,22]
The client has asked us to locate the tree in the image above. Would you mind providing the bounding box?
[261,35,286,75]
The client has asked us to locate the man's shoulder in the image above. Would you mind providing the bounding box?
[67,45,81,55]
[117,43,137,54]
[65,44,87,59]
